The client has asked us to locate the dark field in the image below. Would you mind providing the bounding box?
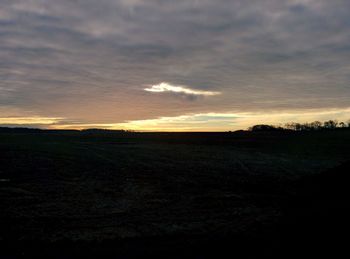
[1,130,350,258]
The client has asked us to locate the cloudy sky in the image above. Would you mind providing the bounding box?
[1,0,350,131]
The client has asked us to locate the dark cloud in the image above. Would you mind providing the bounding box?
[1,0,350,126]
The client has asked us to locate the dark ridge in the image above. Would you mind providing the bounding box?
[0,127,45,133]
[81,128,127,134]
[0,127,78,134]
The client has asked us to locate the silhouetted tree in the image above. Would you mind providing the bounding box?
[301,123,313,131]
[310,121,322,130]
[249,124,278,131]
[293,123,303,131]
[247,119,350,132]
[284,122,303,131]
[284,122,295,130]
[339,122,346,128]
[323,120,338,129]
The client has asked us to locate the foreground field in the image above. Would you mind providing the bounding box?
[1,130,350,258]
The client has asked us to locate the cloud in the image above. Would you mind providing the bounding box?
[144,82,220,96]
[2,106,350,131]
[111,108,350,131]
[38,107,350,132]
[0,0,350,129]
[0,116,62,128]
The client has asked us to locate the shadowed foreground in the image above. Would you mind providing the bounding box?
[0,130,350,258]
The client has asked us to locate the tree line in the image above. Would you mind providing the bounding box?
[249,120,350,132]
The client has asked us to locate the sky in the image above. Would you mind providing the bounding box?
[1,0,350,131]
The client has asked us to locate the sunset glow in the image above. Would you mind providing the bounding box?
[1,0,350,131]
[2,107,347,131]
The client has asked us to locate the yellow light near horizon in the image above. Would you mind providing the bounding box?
[1,107,350,131]
[0,117,62,125]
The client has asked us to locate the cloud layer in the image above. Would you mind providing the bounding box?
[1,0,350,129]
[9,107,347,131]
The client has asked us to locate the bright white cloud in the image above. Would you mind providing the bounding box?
[144,82,221,96]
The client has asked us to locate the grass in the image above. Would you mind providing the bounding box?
[0,129,350,257]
